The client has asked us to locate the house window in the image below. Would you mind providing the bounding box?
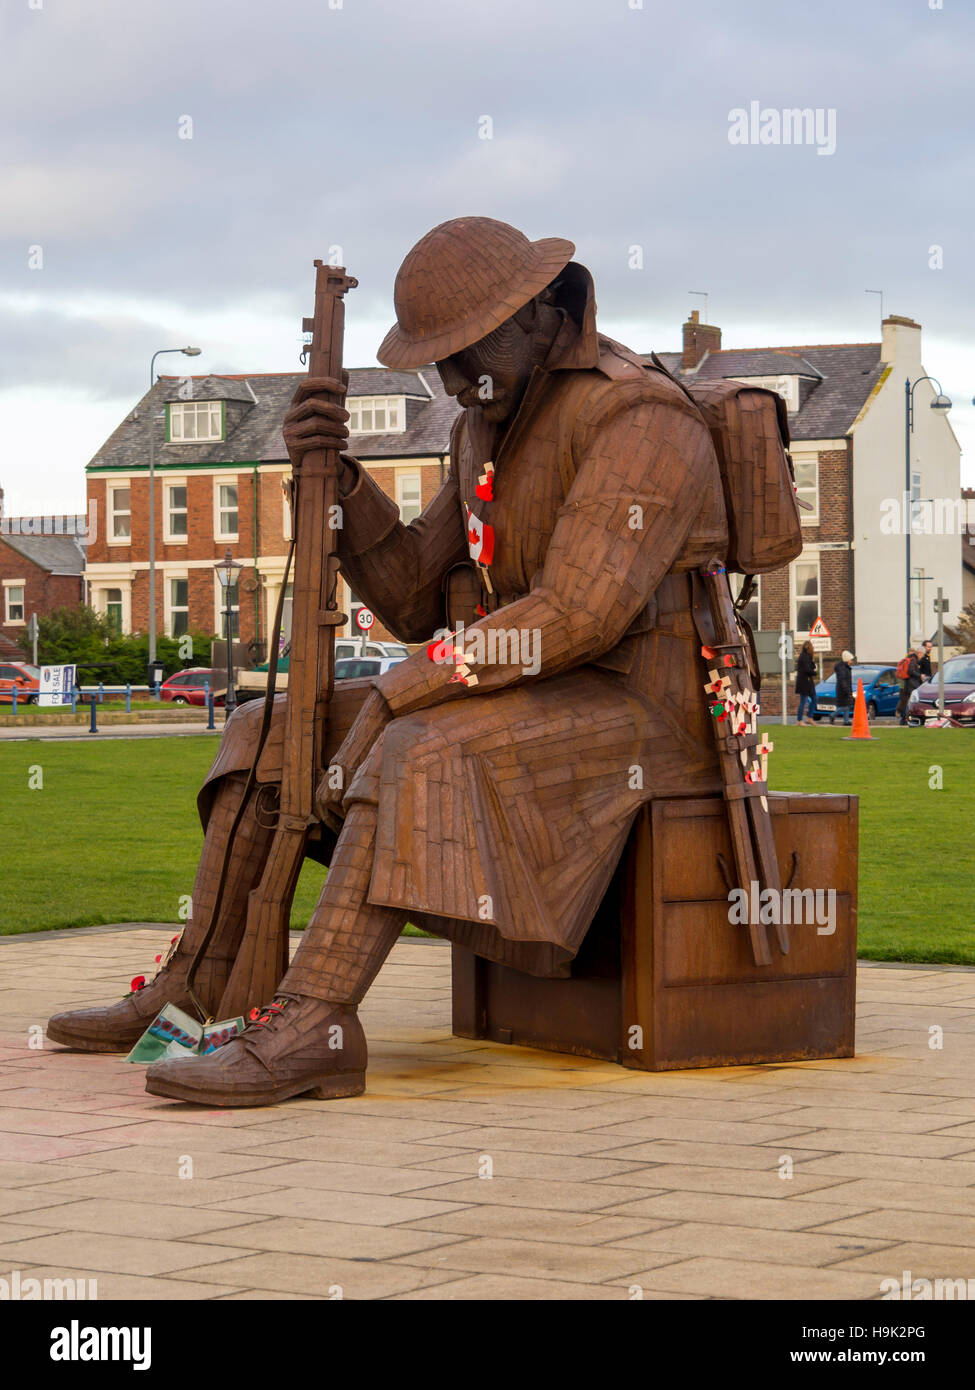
[4,582,25,624]
[912,568,924,638]
[282,478,293,541]
[105,589,123,633]
[109,485,131,540]
[791,554,821,636]
[166,484,188,541]
[169,401,223,442]
[396,473,422,524]
[793,455,819,525]
[731,573,761,630]
[911,471,923,530]
[216,577,240,638]
[347,396,403,434]
[215,482,239,539]
[170,578,189,637]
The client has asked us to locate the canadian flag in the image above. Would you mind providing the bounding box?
[466,508,495,566]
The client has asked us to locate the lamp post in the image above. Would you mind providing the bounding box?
[215,548,242,717]
[147,346,202,678]
[904,375,951,653]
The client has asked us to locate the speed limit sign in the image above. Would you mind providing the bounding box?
[355,607,375,632]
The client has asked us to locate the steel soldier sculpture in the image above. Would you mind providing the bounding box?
[47,216,793,1106]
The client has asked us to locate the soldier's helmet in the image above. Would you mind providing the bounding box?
[377,217,574,370]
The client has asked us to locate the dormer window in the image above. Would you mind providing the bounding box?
[168,401,224,442]
[348,396,404,434]
[730,375,799,412]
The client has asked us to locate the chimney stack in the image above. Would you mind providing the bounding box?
[682,310,721,371]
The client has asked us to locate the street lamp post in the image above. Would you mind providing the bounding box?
[904,375,951,653]
[215,548,243,717]
[147,346,202,680]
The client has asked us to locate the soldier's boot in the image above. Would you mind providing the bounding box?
[145,801,405,1106]
[47,772,277,1053]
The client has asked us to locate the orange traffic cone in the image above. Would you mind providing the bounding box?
[842,679,875,740]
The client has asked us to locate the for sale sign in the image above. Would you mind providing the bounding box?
[39,664,76,706]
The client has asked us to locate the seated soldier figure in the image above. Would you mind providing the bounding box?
[47,216,733,1107]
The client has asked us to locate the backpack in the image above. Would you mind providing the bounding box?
[896,655,912,679]
[648,355,804,574]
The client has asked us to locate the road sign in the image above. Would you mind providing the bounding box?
[808,615,831,652]
[355,607,374,632]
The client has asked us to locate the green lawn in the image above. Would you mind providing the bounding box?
[763,723,973,964]
[1,726,972,962]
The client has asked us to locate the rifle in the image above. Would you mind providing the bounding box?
[209,260,356,1021]
[691,562,789,967]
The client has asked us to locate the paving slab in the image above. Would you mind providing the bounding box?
[3,927,975,1300]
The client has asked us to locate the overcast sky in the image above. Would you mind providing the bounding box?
[2,0,973,514]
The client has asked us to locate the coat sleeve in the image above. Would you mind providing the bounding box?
[377,390,719,717]
[337,439,469,644]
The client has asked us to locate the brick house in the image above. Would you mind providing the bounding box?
[657,313,963,707]
[83,368,457,653]
[0,529,85,654]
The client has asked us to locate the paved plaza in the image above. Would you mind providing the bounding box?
[2,926,975,1300]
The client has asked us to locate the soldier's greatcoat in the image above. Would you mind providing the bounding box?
[205,268,737,977]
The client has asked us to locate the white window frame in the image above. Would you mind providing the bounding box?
[169,400,223,443]
[164,479,189,543]
[731,572,761,630]
[792,452,819,526]
[3,580,26,625]
[92,582,132,634]
[214,478,239,542]
[282,477,293,541]
[108,483,132,544]
[104,587,124,633]
[912,567,924,639]
[347,396,405,435]
[214,574,240,638]
[790,552,821,638]
[396,472,422,524]
[166,574,190,638]
[911,470,923,530]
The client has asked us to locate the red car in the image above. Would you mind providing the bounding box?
[907,654,975,727]
[159,668,226,706]
[0,661,41,705]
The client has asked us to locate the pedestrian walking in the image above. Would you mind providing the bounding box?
[895,642,925,725]
[829,650,855,726]
[795,640,819,724]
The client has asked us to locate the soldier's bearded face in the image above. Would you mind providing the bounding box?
[435,314,538,424]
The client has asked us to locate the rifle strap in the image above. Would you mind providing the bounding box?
[183,538,296,1020]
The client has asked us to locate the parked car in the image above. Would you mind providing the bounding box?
[813,664,901,720]
[907,654,975,726]
[0,661,41,705]
[334,656,406,680]
[336,639,409,661]
[159,668,226,706]
[237,639,410,702]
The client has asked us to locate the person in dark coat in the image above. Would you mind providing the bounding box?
[794,640,818,725]
[897,645,926,725]
[829,649,855,725]
[919,640,934,680]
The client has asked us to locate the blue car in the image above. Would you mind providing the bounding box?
[813,664,901,720]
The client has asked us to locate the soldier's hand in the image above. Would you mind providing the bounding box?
[283,377,351,468]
